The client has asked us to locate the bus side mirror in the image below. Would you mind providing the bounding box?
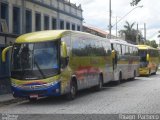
[146,53,150,61]
[112,50,115,59]
[2,46,12,62]
[61,42,67,58]
[61,42,68,68]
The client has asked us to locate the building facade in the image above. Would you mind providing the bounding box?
[0,0,83,36]
[0,0,83,94]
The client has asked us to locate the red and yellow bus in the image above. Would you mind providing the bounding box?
[2,30,114,101]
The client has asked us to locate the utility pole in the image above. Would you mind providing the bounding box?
[144,23,146,44]
[136,23,139,44]
[116,16,117,38]
[109,0,112,39]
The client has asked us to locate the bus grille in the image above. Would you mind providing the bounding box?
[21,90,47,96]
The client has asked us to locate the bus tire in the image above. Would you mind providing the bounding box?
[132,70,136,80]
[153,67,158,75]
[95,75,103,91]
[114,80,120,85]
[147,69,151,77]
[119,72,122,81]
[66,79,77,100]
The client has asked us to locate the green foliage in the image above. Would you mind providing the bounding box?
[119,21,142,44]
[145,40,158,48]
[130,0,141,6]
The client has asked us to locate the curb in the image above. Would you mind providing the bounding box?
[0,98,25,107]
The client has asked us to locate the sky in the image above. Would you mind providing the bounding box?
[70,0,160,43]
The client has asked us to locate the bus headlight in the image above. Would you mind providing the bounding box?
[13,81,60,90]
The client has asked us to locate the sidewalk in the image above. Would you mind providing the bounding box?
[0,94,25,106]
[0,94,15,103]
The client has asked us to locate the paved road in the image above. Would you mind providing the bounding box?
[0,72,160,115]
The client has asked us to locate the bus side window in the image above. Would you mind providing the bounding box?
[117,44,121,55]
[61,35,71,56]
[125,46,129,55]
[121,45,126,55]
[130,47,133,55]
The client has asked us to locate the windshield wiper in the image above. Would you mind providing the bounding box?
[34,61,46,79]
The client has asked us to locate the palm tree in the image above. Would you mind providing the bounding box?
[119,21,141,44]
[130,0,141,6]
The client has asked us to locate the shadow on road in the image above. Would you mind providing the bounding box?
[19,87,113,105]
[138,73,159,78]
[17,73,160,105]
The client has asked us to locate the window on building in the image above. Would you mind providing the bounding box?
[44,15,49,30]
[66,22,70,30]
[35,12,41,31]
[25,10,32,33]
[52,18,56,30]
[116,44,122,55]
[77,25,80,31]
[72,24,75,30]
[13,7,20,34]
[0,2,8,32]
[60,20,64,29]
[0,19,8,32]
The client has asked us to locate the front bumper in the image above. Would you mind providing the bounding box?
[139,67,149,75]
[12,82,61,98]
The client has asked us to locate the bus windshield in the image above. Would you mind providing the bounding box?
[138,50,148,67]
[139,50,147,62]
[11,41,59,80]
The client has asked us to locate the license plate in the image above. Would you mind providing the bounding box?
[30,94,38,98]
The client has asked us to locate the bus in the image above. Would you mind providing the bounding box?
[2,30,114,101]
[110,39,140,84]
[136,45,159,76]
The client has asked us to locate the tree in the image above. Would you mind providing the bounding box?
[130,0,141,6]
[145,40,158,48]
[119,21,142,44]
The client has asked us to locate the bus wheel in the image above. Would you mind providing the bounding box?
[66,80,77,100]
[153,68,158,75]
[95,75,103,91]
[147,69,151,77]
[114,79,120,85]
[132,70,136,80]
[119,72,122,81]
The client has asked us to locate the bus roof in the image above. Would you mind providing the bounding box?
[110,39,128,44]
[15,30,71,43]
[15,30,108,43]
[110,39,136,47]
[136,45,157,50]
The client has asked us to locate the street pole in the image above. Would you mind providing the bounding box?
[136,23,139,44]
[144,23,146,44]
[116,16,117,38]
[109,0,112,39]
